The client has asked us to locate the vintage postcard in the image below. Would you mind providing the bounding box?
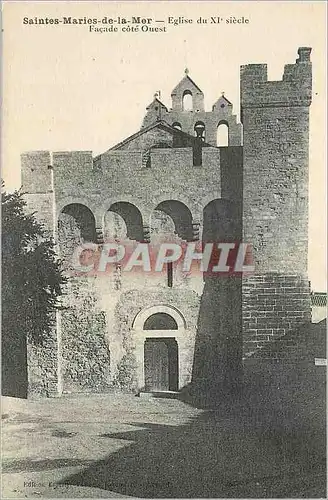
[1,1,327,498]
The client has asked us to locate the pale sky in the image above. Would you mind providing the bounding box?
[2,1,327,290]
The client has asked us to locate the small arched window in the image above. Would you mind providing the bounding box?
[194,121,206,141]
[217,121,229,147]
[182,90,193,111]
[172,122,182,131]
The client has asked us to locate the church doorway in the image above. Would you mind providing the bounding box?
[144,338,178,392]
[132,304,186,391]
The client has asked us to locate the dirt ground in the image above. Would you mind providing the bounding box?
[1,392,326,498]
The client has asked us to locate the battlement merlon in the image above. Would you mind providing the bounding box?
[240,47,312,113]
[21,151,53,193]
[21,150,95,194]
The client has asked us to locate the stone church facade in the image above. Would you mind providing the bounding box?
[21,47,312,398]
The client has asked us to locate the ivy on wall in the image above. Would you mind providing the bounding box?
[61,280,111,392]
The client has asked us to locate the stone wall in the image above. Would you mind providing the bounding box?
[20,156,60,397]
[112,288,200,390]
[27,313,60,397]
[241,107,309,273]
[51,146,227,223]
[242,274,311,356]
[21,151,53,195]
[243,320,326,427]
[22,142,242,229]
[60,278,111,393]
[56,201,203,393]
[56,274,201,393]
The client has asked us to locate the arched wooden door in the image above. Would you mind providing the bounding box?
[144,338,178,392]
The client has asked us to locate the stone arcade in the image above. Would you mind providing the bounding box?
[21,48,312,398]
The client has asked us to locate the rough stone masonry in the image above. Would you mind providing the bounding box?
[20,47,312,398]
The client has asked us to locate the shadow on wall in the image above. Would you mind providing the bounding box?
[242,319,327,418]
[59,391,326,498]
[182,198,243,408]
[182,275,242,408]
[1,331,28,399]
[183,148,244,407]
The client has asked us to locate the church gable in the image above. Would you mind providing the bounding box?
[145,97,168,113]
[171,70,205,112]
[102,120,214,158]
[171,72,203,96]
[106,123,174,153]
[212,95,233,112]
[142,96,169,128]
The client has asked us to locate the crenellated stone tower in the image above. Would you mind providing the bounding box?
[241,47,312,356]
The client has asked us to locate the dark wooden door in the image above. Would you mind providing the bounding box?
[144,339,169,391]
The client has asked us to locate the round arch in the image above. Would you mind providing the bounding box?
[104,201,144,241]
[132,304,189,391]
[194,121,206,140]
[132,304,186,331]
[57,203,98,262]
[148,195,197,220]
[199,192,222,212]
[217,120,229,147]
[101,196,143,214]
[203,197,236,213]
[58,202,97,241]
[182,90,193,111]
[172,122,182,131]
[152,200,193,242]
[143,313,178,330]
[217,119,229,127]
[57,198,97,220]
[101,198,145,221]
[203,198,240,242]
